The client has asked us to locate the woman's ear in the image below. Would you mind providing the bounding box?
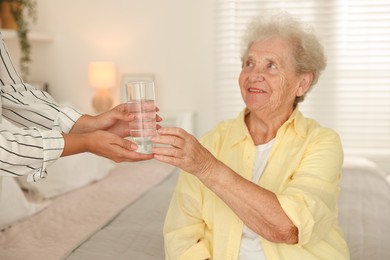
[297,72,314,97]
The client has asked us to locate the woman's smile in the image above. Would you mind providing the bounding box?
[248,87,267,93]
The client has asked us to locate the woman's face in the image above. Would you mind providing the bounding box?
[239,37,309,116]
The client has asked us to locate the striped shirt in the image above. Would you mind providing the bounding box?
[0,32,82,182]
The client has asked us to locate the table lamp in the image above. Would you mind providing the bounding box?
[88,62,116,113]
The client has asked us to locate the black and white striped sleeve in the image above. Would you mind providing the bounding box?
[0,123,64,182]
[0,32,83,181]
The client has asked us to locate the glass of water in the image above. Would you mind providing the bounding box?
[125,81,157,154]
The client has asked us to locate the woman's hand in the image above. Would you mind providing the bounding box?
[62,130,154,162]
[151,127,216,179]
[71,103,162,137]
[86,130,155,162]
[93,103,137,137]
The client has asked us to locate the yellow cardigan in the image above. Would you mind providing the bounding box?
[164,109,350,260]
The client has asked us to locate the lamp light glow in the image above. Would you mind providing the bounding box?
[88,62,116,112]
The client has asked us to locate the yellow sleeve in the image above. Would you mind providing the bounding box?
[163,171,211,260]
[178,240,211,260]
[277,128,344,246]
[163,121,228,259]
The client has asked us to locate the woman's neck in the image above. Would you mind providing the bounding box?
[245,109,293,145]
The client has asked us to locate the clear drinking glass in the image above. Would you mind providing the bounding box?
[125,81,157,154]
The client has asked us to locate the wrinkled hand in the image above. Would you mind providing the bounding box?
[86,130,154,162]
[151,127,216,178]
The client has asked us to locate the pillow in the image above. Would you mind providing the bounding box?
[0,177,49,230]
[343,156,386,174]
[17,153,114,199]
[339,156,390,260]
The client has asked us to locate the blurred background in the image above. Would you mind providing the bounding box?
[2,0,389,172]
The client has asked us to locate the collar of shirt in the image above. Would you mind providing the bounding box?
[227,107,307,148]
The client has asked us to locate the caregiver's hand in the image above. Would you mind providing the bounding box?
[62,130,154,162]
[151,127,217,179]
[71,103,162,138]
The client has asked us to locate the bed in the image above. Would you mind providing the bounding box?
[0,158,179,260]
[66,164,179,260]
[338,157,390,260]
[0,111,192,260]
[1,145,389,259]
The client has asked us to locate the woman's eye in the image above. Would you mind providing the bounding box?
[268,62,277,69]
[244,60,253,67]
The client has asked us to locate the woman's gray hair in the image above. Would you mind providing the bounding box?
[241,10,327,105]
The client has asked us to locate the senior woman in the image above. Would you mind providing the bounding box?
[152,10,350,260]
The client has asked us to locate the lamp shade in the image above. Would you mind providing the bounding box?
[88,62,116,89]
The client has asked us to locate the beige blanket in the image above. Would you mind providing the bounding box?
[0,160,176,260]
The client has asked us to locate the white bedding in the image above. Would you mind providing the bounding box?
[0,160,177,260]
[66,170,179,260]
[338,157,390,260]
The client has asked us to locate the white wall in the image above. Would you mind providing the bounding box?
[26,0,215,137]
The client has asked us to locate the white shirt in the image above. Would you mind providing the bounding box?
[0,32,82,182]
[239,139,275,260]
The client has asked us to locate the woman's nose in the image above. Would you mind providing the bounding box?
[248,70,265,82]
